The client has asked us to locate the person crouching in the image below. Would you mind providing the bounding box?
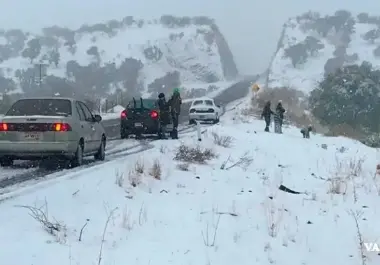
[301,125,313,138]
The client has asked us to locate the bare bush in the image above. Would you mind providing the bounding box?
[211,131,233,147]
[134,159,144,174]
[174,143,216,163]
[115,170,124,187]
[177,163,190,171]
[149,159,162,180]
[265,200,283,237]
[16,200,66,242]
[328,177,346,194]
[220,151,253,170]
[349,210,367,265]
[127,159,145,187]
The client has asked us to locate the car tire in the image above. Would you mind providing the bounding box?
[71,143,84,168]
[189,119,195,125]
[213,114,219,124]
[0,157,13,167]
[94,138,106,161]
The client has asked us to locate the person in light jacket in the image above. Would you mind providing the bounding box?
[274,101,285,133]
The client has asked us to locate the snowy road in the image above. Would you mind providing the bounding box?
[0,123,206,192]
[0,77,256,193]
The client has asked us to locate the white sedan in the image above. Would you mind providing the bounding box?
[188,97,221,124]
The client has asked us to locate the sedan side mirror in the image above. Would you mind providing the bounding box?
[93,114,102,122]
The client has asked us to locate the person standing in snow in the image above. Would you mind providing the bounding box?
[167,87,182,139]
[300,125,313,138]
[157,93,171,139]
[261,101,274,132]
[274,101,285,133]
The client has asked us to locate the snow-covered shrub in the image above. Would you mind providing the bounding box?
[149,159,162,180]
[174,143,216,164]
[211,131,233,147]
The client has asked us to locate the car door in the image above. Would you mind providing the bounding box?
[75,102,93,153]
[78,101,99,151]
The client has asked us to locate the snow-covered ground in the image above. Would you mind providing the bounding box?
[268,13,380,94]
[1,102,379,265]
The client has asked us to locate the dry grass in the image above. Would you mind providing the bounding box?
[128,159,145,187]
[211,131,233,148]
[174,143,216,164]
[177,163,190,171]
[149,159,162,180]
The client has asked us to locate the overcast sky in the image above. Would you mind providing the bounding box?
[0,0,379,75]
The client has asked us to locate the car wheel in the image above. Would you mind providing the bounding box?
[213,114,219,124]
[71,143,84,168]
[0,157,13,167]
[189,119,195,125]
[94,138,106,161]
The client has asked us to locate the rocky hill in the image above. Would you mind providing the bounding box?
[0,15,238,100]
[267,10,380,94]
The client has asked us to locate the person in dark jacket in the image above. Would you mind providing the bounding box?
[301,125,313,138]
[157,93,171,139]
[167,88,182,139]
[261,101,274,132]
[274,101,285,133]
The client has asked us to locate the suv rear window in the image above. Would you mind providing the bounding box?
[6,99,72,116]
[127,99,156,109]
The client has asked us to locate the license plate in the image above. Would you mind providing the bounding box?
[134,122,142,127]
[24,132,42,141]
[198,116,205,119]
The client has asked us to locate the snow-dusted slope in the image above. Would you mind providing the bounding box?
[268,11,380,94]
[0,105,379,264]
[0,15,238,97]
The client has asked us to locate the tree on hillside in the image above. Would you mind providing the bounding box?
[304,36,324,55]
[363,29,380,43]
[310,61,380,133]
[48,49,60,67]
[283,43,308,67]
[21,38,41,63]
[87,46,100,63]
[357,12,369,23]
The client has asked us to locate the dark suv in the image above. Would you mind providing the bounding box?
[120,98,170,139]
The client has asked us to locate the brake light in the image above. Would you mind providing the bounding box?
[121,110,127,119]
[150,110,158,119]
[52,123,71,131]
[0,123,8,131]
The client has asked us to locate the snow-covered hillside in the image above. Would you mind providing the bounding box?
[0,15,238,98]
[0,104,379,264]
[267,10,380,94]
